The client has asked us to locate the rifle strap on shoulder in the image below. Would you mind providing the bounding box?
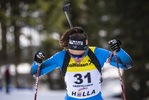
[62,48,101,77]
[62,51,70,77]
[88,48,101,73]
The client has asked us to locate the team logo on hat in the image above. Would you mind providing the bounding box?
[73,45,77,48]
[68,38,88,50]
[69,40,83,45]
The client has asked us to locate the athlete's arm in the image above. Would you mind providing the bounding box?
[94,47,133,69]
[30,50,66,76]
[94,47,111,68]
[110,48,133,69]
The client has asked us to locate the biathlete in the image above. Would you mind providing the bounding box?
[30,27,133,100]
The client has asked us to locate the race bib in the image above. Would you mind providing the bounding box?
[65,69,101,98]
[64,47,102,99]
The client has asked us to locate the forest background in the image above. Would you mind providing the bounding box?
[0,0,149,100]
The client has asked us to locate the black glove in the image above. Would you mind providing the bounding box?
[34,51,45,63]
[109,39,121,52]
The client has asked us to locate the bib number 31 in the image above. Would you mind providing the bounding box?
[74,72,91,84]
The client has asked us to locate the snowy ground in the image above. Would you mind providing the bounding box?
[0,78,122,100]
[0,63,123,100]
[0,89,66,100]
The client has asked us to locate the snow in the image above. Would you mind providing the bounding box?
[0,87,122,100]
[0,89,66,100]
[0,62,123,100]
[0,76,122,100]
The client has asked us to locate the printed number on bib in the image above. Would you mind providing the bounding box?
[74,72,91,84]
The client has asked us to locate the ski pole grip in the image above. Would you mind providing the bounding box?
[108,41,117,55]
[113,51,117,55]
[37,63,41,66]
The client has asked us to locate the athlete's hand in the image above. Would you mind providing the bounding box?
[34,51,45,63]
[109,39,121,52]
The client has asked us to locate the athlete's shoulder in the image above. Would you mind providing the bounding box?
[89,46,96,53]
[51,50,66,59]
[89,46,96,50]
[54,50,66,56]
[46,50,66,69]
[95,47,111,54]
[89,46,110,54]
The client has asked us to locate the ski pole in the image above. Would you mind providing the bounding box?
[34,63,41,100]
[113,51,126,100]
[62,3,73,28]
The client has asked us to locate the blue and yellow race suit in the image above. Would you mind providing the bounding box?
[31,47,133,100]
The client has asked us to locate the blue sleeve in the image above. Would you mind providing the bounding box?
[110,48,133,69]
[94,47,133,69]
[30,50,66,76]
[94,47,111,68]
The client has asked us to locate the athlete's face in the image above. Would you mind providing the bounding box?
[69,49,86,64]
